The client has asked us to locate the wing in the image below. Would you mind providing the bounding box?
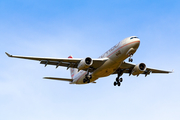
[113,61,172,75]
[43,77,73,82]
[5,52,108,72]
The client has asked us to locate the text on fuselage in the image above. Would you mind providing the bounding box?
[99,43,119,58]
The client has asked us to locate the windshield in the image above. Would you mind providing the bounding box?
[130,37,138,40]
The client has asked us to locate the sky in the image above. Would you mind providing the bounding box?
[0,0,180,120]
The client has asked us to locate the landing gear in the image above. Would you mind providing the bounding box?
[83,75,92,83]
[83,69,92,83]
[83,78,89,83]
[128,54,133,62]
[129,58,133,62]
[114,69,124,87]
[114,81,121,86]
[114,78,122,86]
[118,82,121,86]
[114,81,117,86]
[119,78,123,82]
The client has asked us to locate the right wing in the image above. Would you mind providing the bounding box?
[120,62,172,74]
[113,61,172,75]
[5,52,108,72]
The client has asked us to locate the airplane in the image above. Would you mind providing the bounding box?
[5,36,172,86]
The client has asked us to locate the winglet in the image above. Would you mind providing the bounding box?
[5,52,12,57]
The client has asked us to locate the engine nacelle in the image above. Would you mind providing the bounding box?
[131,63,146,76]
[77,57,93,70]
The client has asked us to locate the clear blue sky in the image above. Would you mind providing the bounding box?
[0,0,180,120]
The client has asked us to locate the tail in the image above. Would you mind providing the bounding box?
[68,55,78,79]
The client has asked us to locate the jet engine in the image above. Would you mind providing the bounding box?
[131,63,146,76]
[77,57,93,70]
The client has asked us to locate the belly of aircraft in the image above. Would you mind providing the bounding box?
[75,57,123,84]
[95,68,114,77]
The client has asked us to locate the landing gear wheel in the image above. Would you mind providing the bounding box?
[87,79,90,83]
[114,82,117,86]
[89,75,92,79]
[114,69,124,87]
[120,78,123,82]
[129,58,133,62]
[118,82,121,86]
[83,78,88,83]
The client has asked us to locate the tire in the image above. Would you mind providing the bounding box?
[129,58,133,62]
[118,82,121,86]
[87,79,90,83]
[83,79,86,83]
[114,82,117,86]
[120,78,123,82]
[89,75,92,79]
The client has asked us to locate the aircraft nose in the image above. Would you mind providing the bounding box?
[133,39,140,49]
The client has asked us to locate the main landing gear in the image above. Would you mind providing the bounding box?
[114,69,124,87]
[114,78,123,86]
[83,70,92,83]
[83,74,92,83]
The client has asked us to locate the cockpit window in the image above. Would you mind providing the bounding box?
[130,37,138,39]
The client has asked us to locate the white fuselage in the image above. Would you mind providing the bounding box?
[72,36,140,84]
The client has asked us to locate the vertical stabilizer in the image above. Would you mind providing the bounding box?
[68,55,78,79]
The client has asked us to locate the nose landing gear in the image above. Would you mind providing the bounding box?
[128,54,133,62]
[129,58,133,62]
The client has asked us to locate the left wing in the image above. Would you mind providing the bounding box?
[5,52,108,72]
[43,77,73,82]
[114,61,172,75]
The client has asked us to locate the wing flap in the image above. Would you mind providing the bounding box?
[40,60,78,68]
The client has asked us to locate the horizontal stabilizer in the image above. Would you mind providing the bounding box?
[43,77,73,82]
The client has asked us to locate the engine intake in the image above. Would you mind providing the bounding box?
[131,63,146,76]
[77,57,93,70]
